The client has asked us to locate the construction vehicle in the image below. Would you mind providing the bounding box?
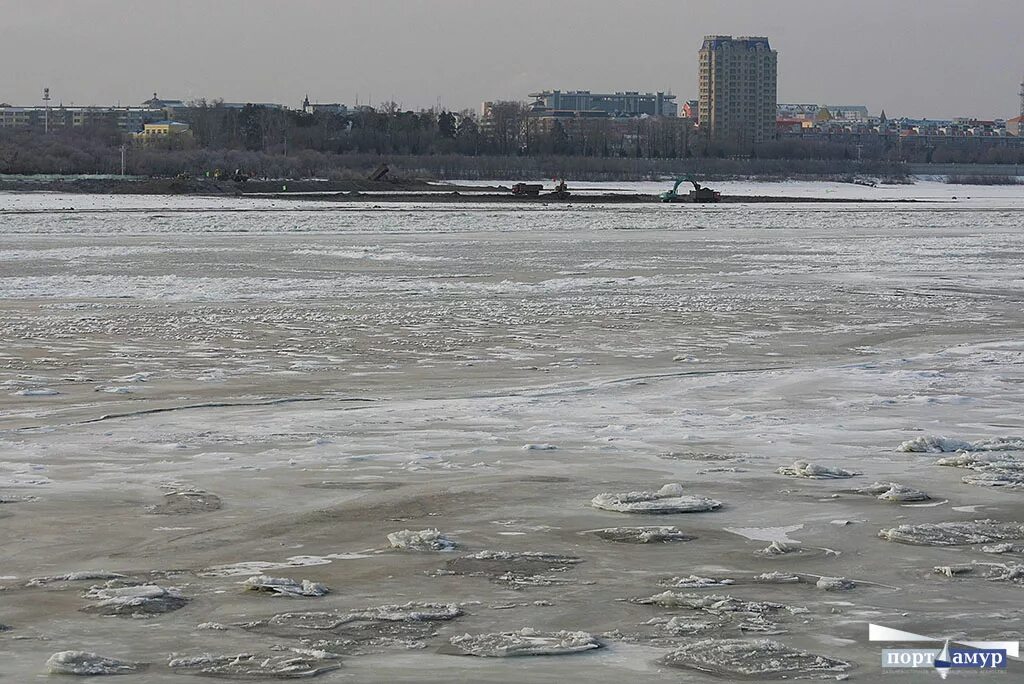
[511,183,543,197]
[545,179,571,199]
[660,177,721,203]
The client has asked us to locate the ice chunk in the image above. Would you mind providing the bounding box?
[241,575,330,597]
[897,436,972,453]
[168,649,340,678]
[196,622,230,630]
[856,481,930,502]
[445,550,582,587]
[26,571,125,587]
[899,435,1024,453]
[962,470,1024,488]
[776,461,859,479]
[933,565,974,577]
[147,490,222,515]
[522,443,557,450]
[662,638,851,679]
[660,575,735,589]
[757,540,802,556]
[879,520,1024,546]
[753,572,802,584]
[449,628,600,657]
[933,451,1024,487]
[587,526,696,544]
[981,543,1022,554]
[387,528,457,551]
[238,602,463,653]
[45,651,145,676]
[632,592,799,615]
[590,483,721,514]
[13,388,60,397]
[815,576,855,591]
[81,583,188,617]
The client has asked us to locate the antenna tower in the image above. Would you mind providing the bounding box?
[43,87,51,133]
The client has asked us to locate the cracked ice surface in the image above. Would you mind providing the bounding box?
[4,186,1024,680]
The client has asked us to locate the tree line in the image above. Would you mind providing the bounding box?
[1,100,1022,178]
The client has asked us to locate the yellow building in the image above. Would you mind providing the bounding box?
[134,120,192,143]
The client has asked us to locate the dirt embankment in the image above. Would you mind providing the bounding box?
[0,176,450,196]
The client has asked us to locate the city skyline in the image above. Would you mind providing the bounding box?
[1,0,1022,120]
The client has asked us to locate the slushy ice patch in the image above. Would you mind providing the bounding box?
[387,528,457,551]
[661,638,851,679]
[587,526,697,544]
[449,628,601,657]
[879,520,1024,546]
[46,651,146,676]
[241,575,330,597]
[590,483,721,513]
[147,490,222,515]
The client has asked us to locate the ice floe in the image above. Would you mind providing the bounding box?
[200,553,370,577]
[387,528,457,551]
[898,435,1024,453]
[662,638,851,679]
[241,575,330,597]
[776,461,859,479]
[45,651,146,676]
[632,591,805,616]
[633,591,807,635]
[855,481,930,502]
[879,520,1024,546]
[934,562,1024,584]
[935,452,1024,488]
[449,628,601,657]
[444,550,583,588]
[167,649,340,679]
[26,571,125,587]
[659,575,735,589]
[81,583,188,617]
[590,483,721,514]
[815,576,856,591]
[239,602,462,653]
[586,526,696,544]
[757,540,804,557]
[13,388,60,397]
[522,443,557,450]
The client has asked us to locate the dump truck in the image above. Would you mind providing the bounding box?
[511,183,543,197]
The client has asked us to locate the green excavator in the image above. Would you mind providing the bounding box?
[660,177,721,203]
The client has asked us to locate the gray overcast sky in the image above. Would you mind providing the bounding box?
[1,0,1021,119]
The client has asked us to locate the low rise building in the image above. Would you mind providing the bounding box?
[528,90,678,118]
[133,120,192,144]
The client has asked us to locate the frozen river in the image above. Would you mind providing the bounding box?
[2,183,1023,681]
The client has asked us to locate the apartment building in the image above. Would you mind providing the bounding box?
[698,35,778,144]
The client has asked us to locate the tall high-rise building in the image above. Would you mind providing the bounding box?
[1019,73,1023,118]
[698,35,778,144]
